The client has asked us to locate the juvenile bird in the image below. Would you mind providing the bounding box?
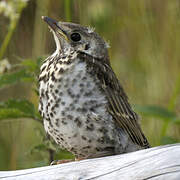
[39,16,150,161]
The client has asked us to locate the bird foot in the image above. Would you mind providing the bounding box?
[50,159,74,165]
[75,157,86,161]
[50,157,86,165]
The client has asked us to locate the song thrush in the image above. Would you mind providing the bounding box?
[39,16,150,161]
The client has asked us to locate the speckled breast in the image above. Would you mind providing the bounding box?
[39,51,117,158]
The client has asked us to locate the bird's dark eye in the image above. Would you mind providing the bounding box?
[70,33,81,42]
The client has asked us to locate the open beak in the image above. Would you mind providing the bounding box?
[42,16,68,41]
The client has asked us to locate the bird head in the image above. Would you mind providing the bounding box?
[42,16,109,60]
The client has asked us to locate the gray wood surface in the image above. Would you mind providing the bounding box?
[0,143,180,180]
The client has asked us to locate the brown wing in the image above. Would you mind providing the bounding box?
[78,52,150,148]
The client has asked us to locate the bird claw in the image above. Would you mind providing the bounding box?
[50,159,74,165]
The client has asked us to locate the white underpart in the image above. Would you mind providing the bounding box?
[53,31,61,51]
[49,31,61,59]
[56,63,110,138]
[41,58,118,157]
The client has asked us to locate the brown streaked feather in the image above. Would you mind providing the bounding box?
[78,52,150,148]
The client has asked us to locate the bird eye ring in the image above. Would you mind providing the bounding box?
[70,33,81,42]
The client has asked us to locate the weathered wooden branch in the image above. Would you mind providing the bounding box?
[0,143,180,180]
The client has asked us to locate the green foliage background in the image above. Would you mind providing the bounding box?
[0,0,180,170]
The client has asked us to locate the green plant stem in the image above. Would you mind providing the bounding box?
[0,20,18,60]
[160,121,170,138]
[32,0,50,58]
[0,1,29,61]
[65,0,72,21]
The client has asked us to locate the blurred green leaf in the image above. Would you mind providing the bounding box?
[0,69,32,89]
[54,149,74,160]
[134,104,179,123]
[30,144,48,153]
[30,140,57,155]
[0,99,36,120]
[0,108,29,120]
[21,59,39,73]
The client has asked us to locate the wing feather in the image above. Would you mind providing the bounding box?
[78,52,150,148]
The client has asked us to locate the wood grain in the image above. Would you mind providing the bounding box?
[0,143,180,180]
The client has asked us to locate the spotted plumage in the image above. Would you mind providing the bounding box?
[39,16,150,160]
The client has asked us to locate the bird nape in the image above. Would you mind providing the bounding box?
[39,16,150,164]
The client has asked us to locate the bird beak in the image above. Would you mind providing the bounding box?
[42,16,68,41]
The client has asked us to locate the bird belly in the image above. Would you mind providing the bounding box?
[40,60,117,158]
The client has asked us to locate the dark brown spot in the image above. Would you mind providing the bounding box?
[59,92,63,96]
[66,59,72,65]
[61,111,65,116]
[62,119,67,125]
[98,127,108,134]
[84,91,93,97]
[79,83,84,87]
[50,112,53,117]
[69,103,73,107]
[61,101,66,105]
[97,137,105,144]
[74,99,78,103]
[46,117,50,121]
[70,147,75,151]
[45,91,49,99]
[90,107,95,111]
[51,106,55,111]
[59,68,65,74]
[86,123,94,131]
[40,65,46,72]
[86,119,90,124]
[51,72,56,81]
[57,98,61,103]
[55,103,59,108]
[73,133,77,137]
[76,94,80,98]
[81,136,87,140]
[82,146,90,149]
[96,148,100,151]
[82,76,87,80]
[74,117,82,127]
[49,84,54,88]
[55,119,59,127]
[77,107,87,113]
[67,114,73,120]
